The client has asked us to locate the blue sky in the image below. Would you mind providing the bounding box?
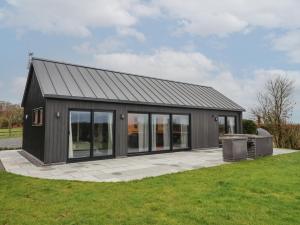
[0,0,299,121]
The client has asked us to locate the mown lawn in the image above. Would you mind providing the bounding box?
[0,128,22,139]
[0,152,300,225]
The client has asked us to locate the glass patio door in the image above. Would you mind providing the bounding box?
[93,112,114,157]
[69,111,91,159]
[68,110,114,160]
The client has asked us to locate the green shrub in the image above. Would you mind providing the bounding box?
[243,119,257,134]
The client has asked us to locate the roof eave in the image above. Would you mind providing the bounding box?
[44,94,245,112]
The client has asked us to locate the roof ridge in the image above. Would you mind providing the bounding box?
[31,57,213,89]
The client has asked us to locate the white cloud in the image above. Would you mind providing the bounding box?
[156,0,300,37]
[131,3,160,17]
[93,49,300,121]
[2,0,300,38]
[0,0,155,37]
[272,30,300,63]
[94,49,216,83]
[117,27,146,42]
[73,38,125,55]
[72,42,95,55]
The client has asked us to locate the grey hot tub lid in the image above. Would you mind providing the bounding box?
[257,128,272,137]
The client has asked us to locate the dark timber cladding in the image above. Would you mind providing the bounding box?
[22,57,244,164]
[22,68,45,161]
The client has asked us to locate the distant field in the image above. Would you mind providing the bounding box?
[0,128,22,139]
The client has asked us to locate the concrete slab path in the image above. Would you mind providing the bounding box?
[0,148,297,182]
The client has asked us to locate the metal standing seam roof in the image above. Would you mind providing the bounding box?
[26,57,245,111]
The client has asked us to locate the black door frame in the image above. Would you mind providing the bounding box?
[127,112,191,156]
[67,109,115,163]
[218,115,237,136]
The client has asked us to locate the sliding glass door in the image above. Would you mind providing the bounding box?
[227,116,236,134]
[93,112,114,157]
[218,116,226,136]
[69,111,91,159]
[172,115,189,149]
[68,110,114,160]
[128,113,149,153]
[152,114,171,151]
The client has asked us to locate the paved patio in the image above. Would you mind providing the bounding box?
[0,148,297,182]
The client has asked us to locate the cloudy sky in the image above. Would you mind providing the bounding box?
[0,0,299,121]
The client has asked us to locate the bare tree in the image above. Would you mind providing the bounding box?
[0,102,23,135]
[252,76,295,147]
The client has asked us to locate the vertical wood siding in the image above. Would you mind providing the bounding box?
[22,71,45,161]
[44,99,242,163]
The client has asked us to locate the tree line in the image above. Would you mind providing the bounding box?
[0,101,23,130]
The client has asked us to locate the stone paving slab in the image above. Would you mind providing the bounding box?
[0,148,297,182]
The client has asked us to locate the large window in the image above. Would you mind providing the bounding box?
[152,114,170,151]
[227,116,236,134]
[32,108,43,126]
[128,113,149,153]
[218,116,226,135]
[127,113,190,154]
[172,115,189,149]
[218,115,236,135]
[69,111,91,159]
[93,112,114,157]
[68,110,114,160]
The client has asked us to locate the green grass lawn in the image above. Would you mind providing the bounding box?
[0,128,22,139]
[0,152,300,225]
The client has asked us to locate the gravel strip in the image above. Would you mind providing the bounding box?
[0,138,22,149]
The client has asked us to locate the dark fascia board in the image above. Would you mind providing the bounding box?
[44,94,246,112]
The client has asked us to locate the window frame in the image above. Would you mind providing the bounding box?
[226,116,237,134]
[218,115,237,135]
[127,112,150,154]
[172,114,190,150]
[67,108,115,163]
[32,107,43,127]
[151,113,172,152]
[127,111,191,156]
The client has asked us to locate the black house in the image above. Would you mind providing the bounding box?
[21,57,244,164]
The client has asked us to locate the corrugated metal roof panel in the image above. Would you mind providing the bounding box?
[43,62,70,96]
[66,65,96,98]
[87,69,115,99]
[121,74,155,103]
[55,63,83,97]
[114,72,146,102]
[105,71,135,101]
[77,67,107,99]
[151,79,182,105]
[32,60,56,95]
[31,57,245,111]
[142,77,171,104]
